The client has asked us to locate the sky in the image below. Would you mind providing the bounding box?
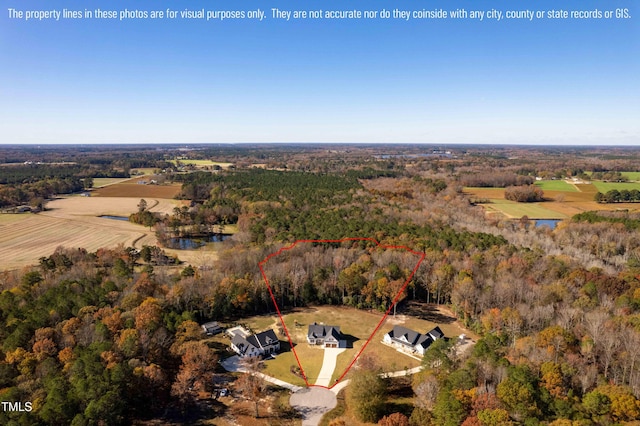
[0,0,638,145]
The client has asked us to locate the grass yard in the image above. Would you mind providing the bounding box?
[230,304,471,387]
[535,180,578,192]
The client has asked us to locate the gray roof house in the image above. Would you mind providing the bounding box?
[307,323,346,348]
[383,325,444,356]
[231,329,280,358]
[201,321,223,336]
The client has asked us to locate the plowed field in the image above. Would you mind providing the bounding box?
[0,197,180,271]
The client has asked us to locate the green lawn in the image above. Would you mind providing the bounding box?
[232,306,472,387]
[592,181,640,193]
[535,180,578,192]
[485,199,567,219]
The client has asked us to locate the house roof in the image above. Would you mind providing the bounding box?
[232,329,279,356]
[254,329,278,347]
[202,321,221,331]
[231,333,254,355]
[427,326,444,340]
[386,325,443,349]
[308,323,342,340]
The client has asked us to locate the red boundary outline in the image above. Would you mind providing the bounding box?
[258,237,426,389]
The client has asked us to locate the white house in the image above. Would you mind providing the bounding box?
[383,325,444,356]
[307,323,346,348]
[231,329,280,358]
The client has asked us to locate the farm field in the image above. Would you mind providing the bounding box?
[232,304,472,387]
[172,159,234,168]
[92,177,132,187]
[621,171,640,181]
[535,180,579,192]
[482,199,567,219]
[592,181,640,193]
[465,186,640,219]
[91,181,182,198]
[0,197,179,271]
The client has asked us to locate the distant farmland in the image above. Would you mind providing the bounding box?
[535,180,578,192]
[0,197,179,271]
[466,182,640,219]
[92,182,182,198]
[591,181,640,193]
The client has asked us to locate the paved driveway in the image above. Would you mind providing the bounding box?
[315,348,345,387]
[290,387,337,426]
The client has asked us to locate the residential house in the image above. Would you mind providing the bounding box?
[231,329,280,358]
[201,321,223,336]
[307,323,346,348]
[383,325,444,356]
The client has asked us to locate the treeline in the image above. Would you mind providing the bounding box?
[504,185,544,202]
[572,211,640,231]
[460,172,534,188]
[0,164,86,185]
[0,177,84,209]
[591,171,629,182]
[595,189,640,203]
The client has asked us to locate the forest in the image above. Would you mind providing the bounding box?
[1,144,640,425]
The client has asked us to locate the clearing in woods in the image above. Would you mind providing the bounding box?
[222,303,475,388]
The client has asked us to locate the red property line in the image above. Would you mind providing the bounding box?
[258,237,426,389]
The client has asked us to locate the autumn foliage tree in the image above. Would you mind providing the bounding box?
[504,185,544,202]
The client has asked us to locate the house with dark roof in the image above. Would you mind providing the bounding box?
[383,325,444,356]
[307,323,346,348]
[201,321,223,336]
[231,329,280,358]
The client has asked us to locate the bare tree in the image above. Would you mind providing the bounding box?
[238,356,268,418]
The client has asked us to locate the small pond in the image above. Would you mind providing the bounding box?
[535,219,561,230]
[169,234,231,250]
[100,215,129,221]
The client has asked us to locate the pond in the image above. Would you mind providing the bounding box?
[169,234,231,250]
[535,219,561,230]
[99,215,129,221]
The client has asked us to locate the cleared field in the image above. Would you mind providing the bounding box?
[621,171,640,181]
[535,180,578,192]
[172,159,234,168]
[238,304,472,387]
[592,181,640,193]
[0,197,179,271]
[130,168,158,175]
[483,199,567,219]
[92,177,131,188]
[92,182,182,198]
[466,186,640,219]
